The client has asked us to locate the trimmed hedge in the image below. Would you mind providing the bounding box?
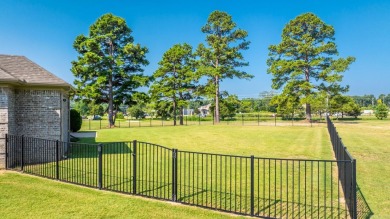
[70,109,82,132]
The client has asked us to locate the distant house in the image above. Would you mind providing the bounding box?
[362,110,374,116]
[0,55,72,168]
[183,108,194,116]
[198,104,211,117]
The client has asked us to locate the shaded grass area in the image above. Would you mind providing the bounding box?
[0,171,243,219]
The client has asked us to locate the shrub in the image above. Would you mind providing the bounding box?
[375,103,388,120]
[70,109,82,132]
[116,112,125,119]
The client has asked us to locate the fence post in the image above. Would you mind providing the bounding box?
[172,149,178,202]
[250,155,255,216]
[56,140,59,180]
[98,143,103,190]
[242,114,244,125]
[89,119,91,130]
[129,119,131,128]
[5,134,8,169]
[150,117,152,127]
[198,114,200,125]
[274,114,277,126]
[186,116,187,126]
[21,135,24,171]
[132,140,137,194]
[257,114,260,126]
[352,159,357,219]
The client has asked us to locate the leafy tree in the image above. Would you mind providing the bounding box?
[375,100,388,120]
[342,98,361,118]
[267,13,355,121]
[72,101,89,116]
[70,109,82,132]
[197,11,253,123]
[150,43,196,125]
[239,99,254,113]
[220,94,241,120]
[71,13,149,127]
[127,105,145,119]
[270,86,301,119]
[154,100,173,118]
[329,95,349,118]
[305,92,327,120]
[115,112,125,119]
[89,102,104,117]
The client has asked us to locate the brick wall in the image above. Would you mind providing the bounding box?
[0,86,15,168]
[0,87,69,168]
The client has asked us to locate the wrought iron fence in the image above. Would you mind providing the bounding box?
[81,114,323,131]
[6,133,357,218]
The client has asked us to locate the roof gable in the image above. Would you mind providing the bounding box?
[0,55,70,87]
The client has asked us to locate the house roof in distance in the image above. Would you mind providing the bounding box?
[0,54,71,88]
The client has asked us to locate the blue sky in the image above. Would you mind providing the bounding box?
[1,0,389,98]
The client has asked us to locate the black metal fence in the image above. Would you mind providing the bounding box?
[326,116,357,218]
[327,117,373,219]
[81,114,322,131]
[5,133,359,218]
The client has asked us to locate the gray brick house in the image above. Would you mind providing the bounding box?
[0,55,72,168]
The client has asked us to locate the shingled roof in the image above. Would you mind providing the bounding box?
[0,55,71,88]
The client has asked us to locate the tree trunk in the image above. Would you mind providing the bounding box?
[180,106,184,125]
[173,98,177,126]
[305,103,312,121]
[215,75,220,123]
[108,74,114,127]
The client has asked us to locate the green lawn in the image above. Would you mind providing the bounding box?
[331,119,390,218]
[82,124,332,159]
[4,119,387,218]
[0,171,242,219]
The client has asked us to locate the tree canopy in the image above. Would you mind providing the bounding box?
[197,10,253,123]
[267,13,355,120]
[71,13,149,127]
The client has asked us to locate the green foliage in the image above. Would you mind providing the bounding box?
[375,103,388,120]
[220,94,241,120]
[116,112,125,119]
[267,13,355,120]
[127,105,145,119]
[71,13,149,127]
[342,99,361,118]
[196,11,253,123]
[89,103,104,116]
[70,109,82,132]
[150,43,196,125]
[72,101,89,116]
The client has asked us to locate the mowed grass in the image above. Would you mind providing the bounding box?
[332,119,390,218]
[4,121,386,218]
[0,171,243,219]
[83,124,333,160]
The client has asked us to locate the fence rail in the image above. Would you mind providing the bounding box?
[6,127,358,218]
[326,116,357,218]
[81,114,324,131]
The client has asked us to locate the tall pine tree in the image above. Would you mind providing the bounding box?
[197,11,253,123]
[267,13,355,120]
[71,13,149,127]
[150,43,196,125]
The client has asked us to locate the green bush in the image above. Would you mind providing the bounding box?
[70,109,82,132]
[116,112,125,119]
